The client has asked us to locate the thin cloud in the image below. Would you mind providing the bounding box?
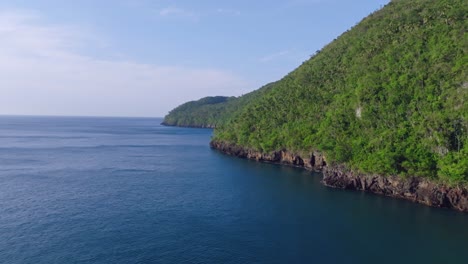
[159,7,198,20]
[259,50,290,62]
[0,10,249,117]
[216,8,241,16]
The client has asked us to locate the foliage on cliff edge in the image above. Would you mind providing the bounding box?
[213,0,468,184]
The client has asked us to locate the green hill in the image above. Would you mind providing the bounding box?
[211,0,467,185]
[162,96,233,128]
[162,82,277,128]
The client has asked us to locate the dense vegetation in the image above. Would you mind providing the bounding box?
[162,82,277,127]
[162,96,233,127]
[213,0,468,185]
[165,0,467,185]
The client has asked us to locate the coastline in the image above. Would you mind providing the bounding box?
[210,140,468,212]
[160,122,215,129]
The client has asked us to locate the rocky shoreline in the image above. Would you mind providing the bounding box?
[210,140,468,212]
[161,122,215,129]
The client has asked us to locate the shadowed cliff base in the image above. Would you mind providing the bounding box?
[210,140,468,212]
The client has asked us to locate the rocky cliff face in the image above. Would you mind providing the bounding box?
[210,140,468,212]
[322,166,468,212]
[210,140,326,170]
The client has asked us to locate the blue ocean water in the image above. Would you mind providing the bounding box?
[0,116,466,264]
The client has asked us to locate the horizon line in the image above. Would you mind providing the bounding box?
[0,114,164,119]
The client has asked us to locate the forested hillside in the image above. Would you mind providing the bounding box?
[162,96,233,128]
[212,0,467,184]
[162,82,277,127]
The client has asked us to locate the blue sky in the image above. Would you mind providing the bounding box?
[0,0,389,117]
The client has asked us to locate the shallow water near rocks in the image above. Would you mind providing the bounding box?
[0,116,467,264]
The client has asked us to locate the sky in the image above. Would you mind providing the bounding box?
[0,0,390,117]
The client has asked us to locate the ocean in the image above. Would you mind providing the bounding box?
[0,116,467,264]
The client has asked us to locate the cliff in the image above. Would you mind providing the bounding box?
[210,140,468,212]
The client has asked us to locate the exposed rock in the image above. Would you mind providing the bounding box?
[322,166,468,211]
[209,140,326,171]
[210,140,468,212]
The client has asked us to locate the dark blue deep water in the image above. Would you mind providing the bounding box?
[0,116,467,264]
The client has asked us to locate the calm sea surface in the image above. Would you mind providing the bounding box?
[0,116,467,264]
